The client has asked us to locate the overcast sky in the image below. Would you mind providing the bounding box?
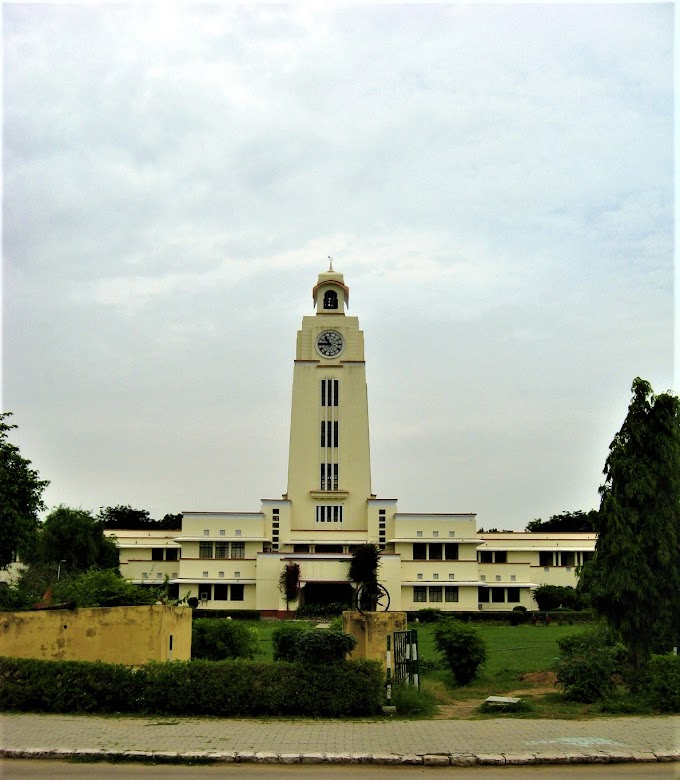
[3,3,675,531]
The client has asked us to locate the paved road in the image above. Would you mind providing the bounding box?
[1,712,679,767]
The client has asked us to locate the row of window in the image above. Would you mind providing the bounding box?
[413,543,458,561]
[539,551,593,567]
[413,586,459,603]
[202,529,242,536]
[199,541,245,559]
[151,548,180,561]
[320,463,339,490]
[320,420,339,448]
[413,586,521,605]
[321,378,339,406]
[198,584,245,602]
[316,505,343,523]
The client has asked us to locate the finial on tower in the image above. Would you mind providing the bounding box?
[328,255,334,272]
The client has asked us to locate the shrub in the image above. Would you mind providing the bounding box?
[192,619,260,660]
[53,568,159,608]
[0,656,383,717]
[433,619,487,685]
[554,626,625,703]
[533,585,586,611]
[510,606,528,626]
[292,629,357,664]
[272,622,311,661]
[412,608,443,623]
[295,602,351,620]
[648,654,680,712]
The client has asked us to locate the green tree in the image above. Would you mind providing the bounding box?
[36,506,119,574]
[0,413,49,569]
[526,510,598,533]
[583,377,680,672]
[98,505,182,530]
[348,543,380,585]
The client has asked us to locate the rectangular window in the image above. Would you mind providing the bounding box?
[293,544,310,553]
[429,543,443,561]
[199,585,212,601]
[320,463,339,490]
[429,586,443,602]
[492,588,505,603]
[214,584,229,600]
[561,552,575,567]
[320,421,339,448]
[219,529,226,536]
[507,587,520,603]
[479,550,493,563]
[316,505,343,523]
[151,548,164,561]
[231,542,245,559]
[495,575,501,581]
[321,378,339,406]
[166,548,179,561]
[433,573,439,580]
[215,542,229,559]
[444,543,459,561]
[445,586,459,603]
[231,584,244,601]
[581,551,594,564]
[478,587,489,602]
[449,573,455,580]
[413,586,427,603]
[539,551,553,567]
[199,542,213,559]
[203,530,210,536]
[413,543,427,560]
[495,551,507,564]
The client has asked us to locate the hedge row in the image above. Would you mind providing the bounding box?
[0,656,384,717]
[407,609,595,624]
[191,609,261,621]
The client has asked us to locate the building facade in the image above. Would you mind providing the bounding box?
[111,266,595,614]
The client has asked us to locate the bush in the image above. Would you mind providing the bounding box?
[510,606,528,626]
[554,626,625,703]
[53,569,159,608]
[648,654,680,712]
[272,622,311,661]
[0,656,383,717]
[433,619,487,685]
[272,623,356,664]
[192,619,260,660]
[533,585,586,611]
[294,602,351,620]
[411,608,443,623]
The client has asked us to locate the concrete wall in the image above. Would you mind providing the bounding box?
[0,605,192,665]
[343,610,407,670]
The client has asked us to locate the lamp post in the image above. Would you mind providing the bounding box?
[57,560,66,581]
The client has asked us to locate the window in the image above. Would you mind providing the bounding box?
[321,378,339,406]
[416,530,423,538]
[432,530,439,538]
[202,571,209,578]
[323,290,338,310]
[495,575,501,581]
[413,543,427,560]
[429,543,443,561]
[199,542,213,559]
[151,548,164,561]
[156,572,163,579]
[231,541,245,559]
[539,551,553,567]
[480,574,486,581]
[413,586,427,603]
[234,571,240,578]
[507,588,520,603]
[417,573,423,580]
[231,584,244,601]
[510,575,516,582]
[320,463,339,490]
[429,587,442,602]
[495,551,507,564]
[480,551,493,563]
[448,531,456,538]
[214,584,229,600]
[448,573,455,580]
[219,571,224,578]
[316,505,343,523]
[433,573,439,580]
[561,552,575,567]
[478,587,489,603]
[141,572,148,579]
[492,589,505,603]
[219,529,226,536]
[166,548,179,561]
[445,586,459,603]
[445,543,458,561]
[581,551,594,565]
[320,420,339,447]
[203,530,210,536]
[294,544,310,553]
[235,530,241,537]
[200,585,212,601]
[215,542,229,559]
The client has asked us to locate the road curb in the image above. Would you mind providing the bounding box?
[1,747,679,766]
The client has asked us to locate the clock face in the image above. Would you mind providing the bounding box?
[316,330,344,357]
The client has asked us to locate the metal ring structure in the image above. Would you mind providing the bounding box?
[355,582,391,615]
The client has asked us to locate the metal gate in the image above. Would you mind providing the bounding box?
[393,629,419,688]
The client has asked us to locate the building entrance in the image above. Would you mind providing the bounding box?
[301,582,354,608]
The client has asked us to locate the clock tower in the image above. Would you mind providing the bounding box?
[285,264,372,532]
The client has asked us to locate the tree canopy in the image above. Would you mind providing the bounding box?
[98,504,182,530]
[0,413,49,569]
[581,377,680,670]
[35,505,119,574]
[526,510,598,533]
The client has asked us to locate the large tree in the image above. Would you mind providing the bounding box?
[0,413,49,569]
[583,378,680,670]
[36,505,119,574]
[98,505,182,530]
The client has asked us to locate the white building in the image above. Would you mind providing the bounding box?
[110,266,595,615]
